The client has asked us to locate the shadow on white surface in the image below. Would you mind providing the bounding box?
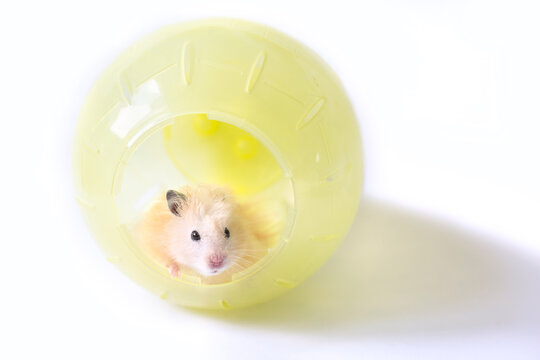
[193,197,540,337]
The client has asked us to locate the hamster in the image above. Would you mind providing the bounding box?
[138,184,278,283]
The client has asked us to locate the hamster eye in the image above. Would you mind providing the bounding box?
[191,230,201,241]
[224,227,230,238]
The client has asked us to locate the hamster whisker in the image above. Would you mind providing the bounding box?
[229,256,252,268]
[227,262,247,273]
[237,253,262,260]
[229,255,249,264]
[229,248,267,253]
[227,263,243,272]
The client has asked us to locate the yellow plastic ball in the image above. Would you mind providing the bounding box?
[73,18,363,309]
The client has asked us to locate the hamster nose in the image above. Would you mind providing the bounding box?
[208,253,225,269]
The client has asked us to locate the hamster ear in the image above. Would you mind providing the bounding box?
[166,190,187,217]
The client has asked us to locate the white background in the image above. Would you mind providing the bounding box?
[1,0,540,359]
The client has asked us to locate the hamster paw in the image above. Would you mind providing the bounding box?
[167,263,180,278]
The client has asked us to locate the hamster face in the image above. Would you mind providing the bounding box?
[165,187,239,276]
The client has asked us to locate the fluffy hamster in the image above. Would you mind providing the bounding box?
[138,184,277,283]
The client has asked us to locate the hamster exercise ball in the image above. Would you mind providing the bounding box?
[73,19,363,309]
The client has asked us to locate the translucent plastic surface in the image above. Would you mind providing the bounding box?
[73,18,363,309]
[164,114,282,196]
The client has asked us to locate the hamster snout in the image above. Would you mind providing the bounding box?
[208,252,226,270]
